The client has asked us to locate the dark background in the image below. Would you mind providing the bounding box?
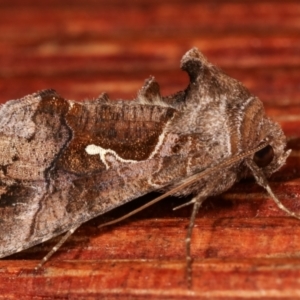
[0,0,300,299]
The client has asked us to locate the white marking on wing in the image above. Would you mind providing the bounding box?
[85,144,138,169]
[148,120,170,159]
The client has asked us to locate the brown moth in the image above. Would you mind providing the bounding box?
[0,48,294,286]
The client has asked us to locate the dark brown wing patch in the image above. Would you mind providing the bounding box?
[57,102,177,174]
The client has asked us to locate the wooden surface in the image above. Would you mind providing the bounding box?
[0,0,300,299]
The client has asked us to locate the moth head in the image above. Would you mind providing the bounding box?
[253,117,291,178]
[245,118,295,220]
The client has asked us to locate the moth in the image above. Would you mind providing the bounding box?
[0,48,295,287]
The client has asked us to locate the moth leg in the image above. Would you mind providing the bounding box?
[246,158,300,220]
[186,194,206,289]
[35,226,79,270]
[173,198,196,211]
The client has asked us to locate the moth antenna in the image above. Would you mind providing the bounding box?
[185,195,206,289]
[35,226,78,270]
[246,159,300,220]
[98,141,270,228]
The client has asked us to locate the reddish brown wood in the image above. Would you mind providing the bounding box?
[0,0,300,298]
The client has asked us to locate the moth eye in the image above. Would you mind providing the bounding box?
[253,145,274,168]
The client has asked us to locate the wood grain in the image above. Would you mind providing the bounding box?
[0,0,300,299]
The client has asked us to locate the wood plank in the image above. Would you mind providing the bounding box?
[0,0,300,298]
